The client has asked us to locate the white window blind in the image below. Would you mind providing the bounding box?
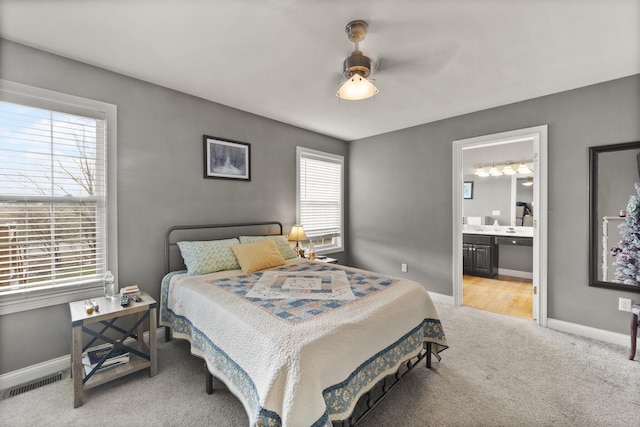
[0,100,107,292]
[297,147,343,252]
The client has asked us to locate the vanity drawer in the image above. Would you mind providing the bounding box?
[463,234,494,245]
[496,236,533,246]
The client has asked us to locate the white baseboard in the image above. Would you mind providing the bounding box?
[547,318,636,348]
[0,355,70,391]
[498,268,533,280]
[428,291,454,305]
[0,326,166,391]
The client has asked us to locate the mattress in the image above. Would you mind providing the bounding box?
[160,258,447,426]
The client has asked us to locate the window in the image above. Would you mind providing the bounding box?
[296,147,344,253]
[0,80,117,315]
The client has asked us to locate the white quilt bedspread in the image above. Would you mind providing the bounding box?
[160,259,446,426]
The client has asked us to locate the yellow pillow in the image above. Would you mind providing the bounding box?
[231,239,286,274]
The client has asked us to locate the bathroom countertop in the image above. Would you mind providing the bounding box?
[463,226,533,238]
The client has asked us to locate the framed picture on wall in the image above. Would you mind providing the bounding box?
[203,135,251,181]
[463,181,474,199]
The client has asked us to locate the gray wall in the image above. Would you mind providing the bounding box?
[463,174,512,225]
[348,74,640,335]
[0,39,347,374]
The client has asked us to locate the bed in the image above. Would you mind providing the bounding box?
[160,222,447,426]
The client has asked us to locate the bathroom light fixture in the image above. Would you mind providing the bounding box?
[474,163,489,177]
[517,161,532,174]
[489,163,503,176]
[521,177,533,186]
[474,159,533,178]
[502,161,516,175]
[337,20,379,101]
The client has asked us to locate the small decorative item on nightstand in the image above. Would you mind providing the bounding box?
[103,271,115,299]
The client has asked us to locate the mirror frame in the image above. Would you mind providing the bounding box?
[589,141,640,292]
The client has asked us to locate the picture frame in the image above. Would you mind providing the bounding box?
[203,135,251,181]
[463,181,474,199]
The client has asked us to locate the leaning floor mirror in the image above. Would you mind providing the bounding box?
[589,141,640,292]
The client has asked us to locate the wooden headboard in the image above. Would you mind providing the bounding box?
[164,221,284,273]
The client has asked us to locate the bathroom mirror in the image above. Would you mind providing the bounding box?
[589,141,640,292]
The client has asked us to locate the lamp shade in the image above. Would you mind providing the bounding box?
[337,74,378,100]
[288,225,307,242]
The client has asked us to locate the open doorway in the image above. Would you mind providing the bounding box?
[462,142,534,319]
[452,126,548,326]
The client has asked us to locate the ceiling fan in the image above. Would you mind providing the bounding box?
[336,20,379,101]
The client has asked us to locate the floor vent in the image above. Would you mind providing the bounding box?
[3,371,64,399]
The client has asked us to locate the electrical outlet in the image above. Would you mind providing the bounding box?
[619,297,632,312]
[401,263,408,273]
[492,210,501,216]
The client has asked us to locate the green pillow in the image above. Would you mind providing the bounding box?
[177,238,241,275]
[238,235,298,259]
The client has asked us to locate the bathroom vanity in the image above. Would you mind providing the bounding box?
[463,226,533,278]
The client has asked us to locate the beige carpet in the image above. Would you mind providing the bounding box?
[1,303,639,426]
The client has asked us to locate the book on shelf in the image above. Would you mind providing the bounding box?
[82,343,129,374]
[83,359,127,376]
[120,285,140,295]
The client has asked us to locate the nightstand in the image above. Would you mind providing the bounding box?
[69,292,157,407]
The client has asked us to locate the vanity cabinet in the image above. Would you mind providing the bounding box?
[463,234,498,278]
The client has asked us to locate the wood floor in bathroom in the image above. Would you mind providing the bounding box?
[463,275,533,320]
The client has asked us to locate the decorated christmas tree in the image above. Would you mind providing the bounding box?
[611,182,640,286]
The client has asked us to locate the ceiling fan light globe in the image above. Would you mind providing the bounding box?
[337,74,379,100]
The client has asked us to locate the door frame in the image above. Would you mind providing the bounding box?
[452,125,548,326]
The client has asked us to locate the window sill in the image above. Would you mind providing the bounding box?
[0,283,103,316]
[317,246,343,256]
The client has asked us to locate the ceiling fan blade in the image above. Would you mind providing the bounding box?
[374,42,460,77]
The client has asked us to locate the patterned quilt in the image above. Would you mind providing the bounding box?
[160,259,447,427]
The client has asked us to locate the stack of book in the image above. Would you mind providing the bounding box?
[120,285,140,296]
[82,343,129,375]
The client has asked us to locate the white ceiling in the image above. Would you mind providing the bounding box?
[1,0,638,141]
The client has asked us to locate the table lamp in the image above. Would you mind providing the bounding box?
[288,225,307,257]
